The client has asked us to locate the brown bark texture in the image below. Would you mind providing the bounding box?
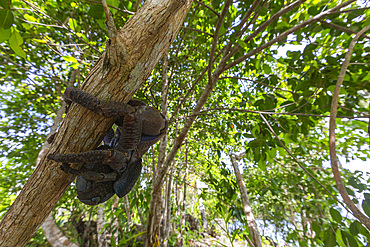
[0,1,189,246]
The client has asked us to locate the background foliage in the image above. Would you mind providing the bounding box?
[1,0,370,246]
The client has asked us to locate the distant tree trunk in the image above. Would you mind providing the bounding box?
[97,205,108,247]
[124,196,132,226]
[135,192,145,226]
[145,2,193,245]
[179,144,188,247]
[162,165,174,247]
[199,182,207,230]
[159,51,172,245]
[42,214,78,247]
[0,1,189,246]
[230,153,262,247]
[111,197,120,245]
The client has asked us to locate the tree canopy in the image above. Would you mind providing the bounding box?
[1,0,370,246]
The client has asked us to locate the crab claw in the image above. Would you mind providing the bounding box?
[60,163,72,173]
[64,87,73,100]
[47,154,56,160]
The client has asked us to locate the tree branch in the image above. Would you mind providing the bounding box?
[181,26,213,37]
[194,0,220,17]
[223,0,306,66]
[84,0,135,15]
[101,0,117,39]
[320,20,370,40]
[223,0,356,72]
[196,107,370,119]
[329,25,370,230]
[208,0,232,80]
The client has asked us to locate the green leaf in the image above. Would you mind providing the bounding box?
[24,14,37,22]
[263,63,272,74]
[330,208,342,223]
[0,9,14,29]
[362,199,370,217]
[68,18,79,32]
[0,0,11,9]
[88,5,104,18]
[0,27,11,43]
[9,27,22,45]
[8,29,25,58]
[342,231,358,247]
[349,221,360,235]
[62,55,78,63]
[107,0,119,7]
[324,230,337,247]
[237,39,247,49]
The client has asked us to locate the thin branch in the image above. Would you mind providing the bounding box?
[237,0,264,36]
[224,0,306,65]
[244,0,306,45]
[330,6,370,15]
[223,0,356,72]
[320,20,370,40]
[102,0,117,39]
[350,63,370,65]
[197,107,370,119]
[329,25,370,230]
[169,65,208,124]
[219,76,300,95]
[16,18,65,28]
[84,0,135,15]
[208,0,232,80]
[194,0,220,17]
[230,153,262,247]
[181,26,213,37]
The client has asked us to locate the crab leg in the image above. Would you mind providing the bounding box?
[114,159,142,198]
[64,87,136,118]
[60,163,117,182]
[47,149,129,172]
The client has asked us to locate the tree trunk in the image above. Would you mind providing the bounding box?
[230,153,262,247]
[97,204,108,247]
[124,195,132,226]
[179,163,188,247]
[0,1,190,246]
[42,214,78,247]
[162,165,174,247]
[111,197,119,246]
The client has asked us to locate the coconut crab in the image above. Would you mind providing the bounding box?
[48,87,167,205]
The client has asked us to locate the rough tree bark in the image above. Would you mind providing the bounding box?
[0,1,190,246]
[230,153,262,247]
